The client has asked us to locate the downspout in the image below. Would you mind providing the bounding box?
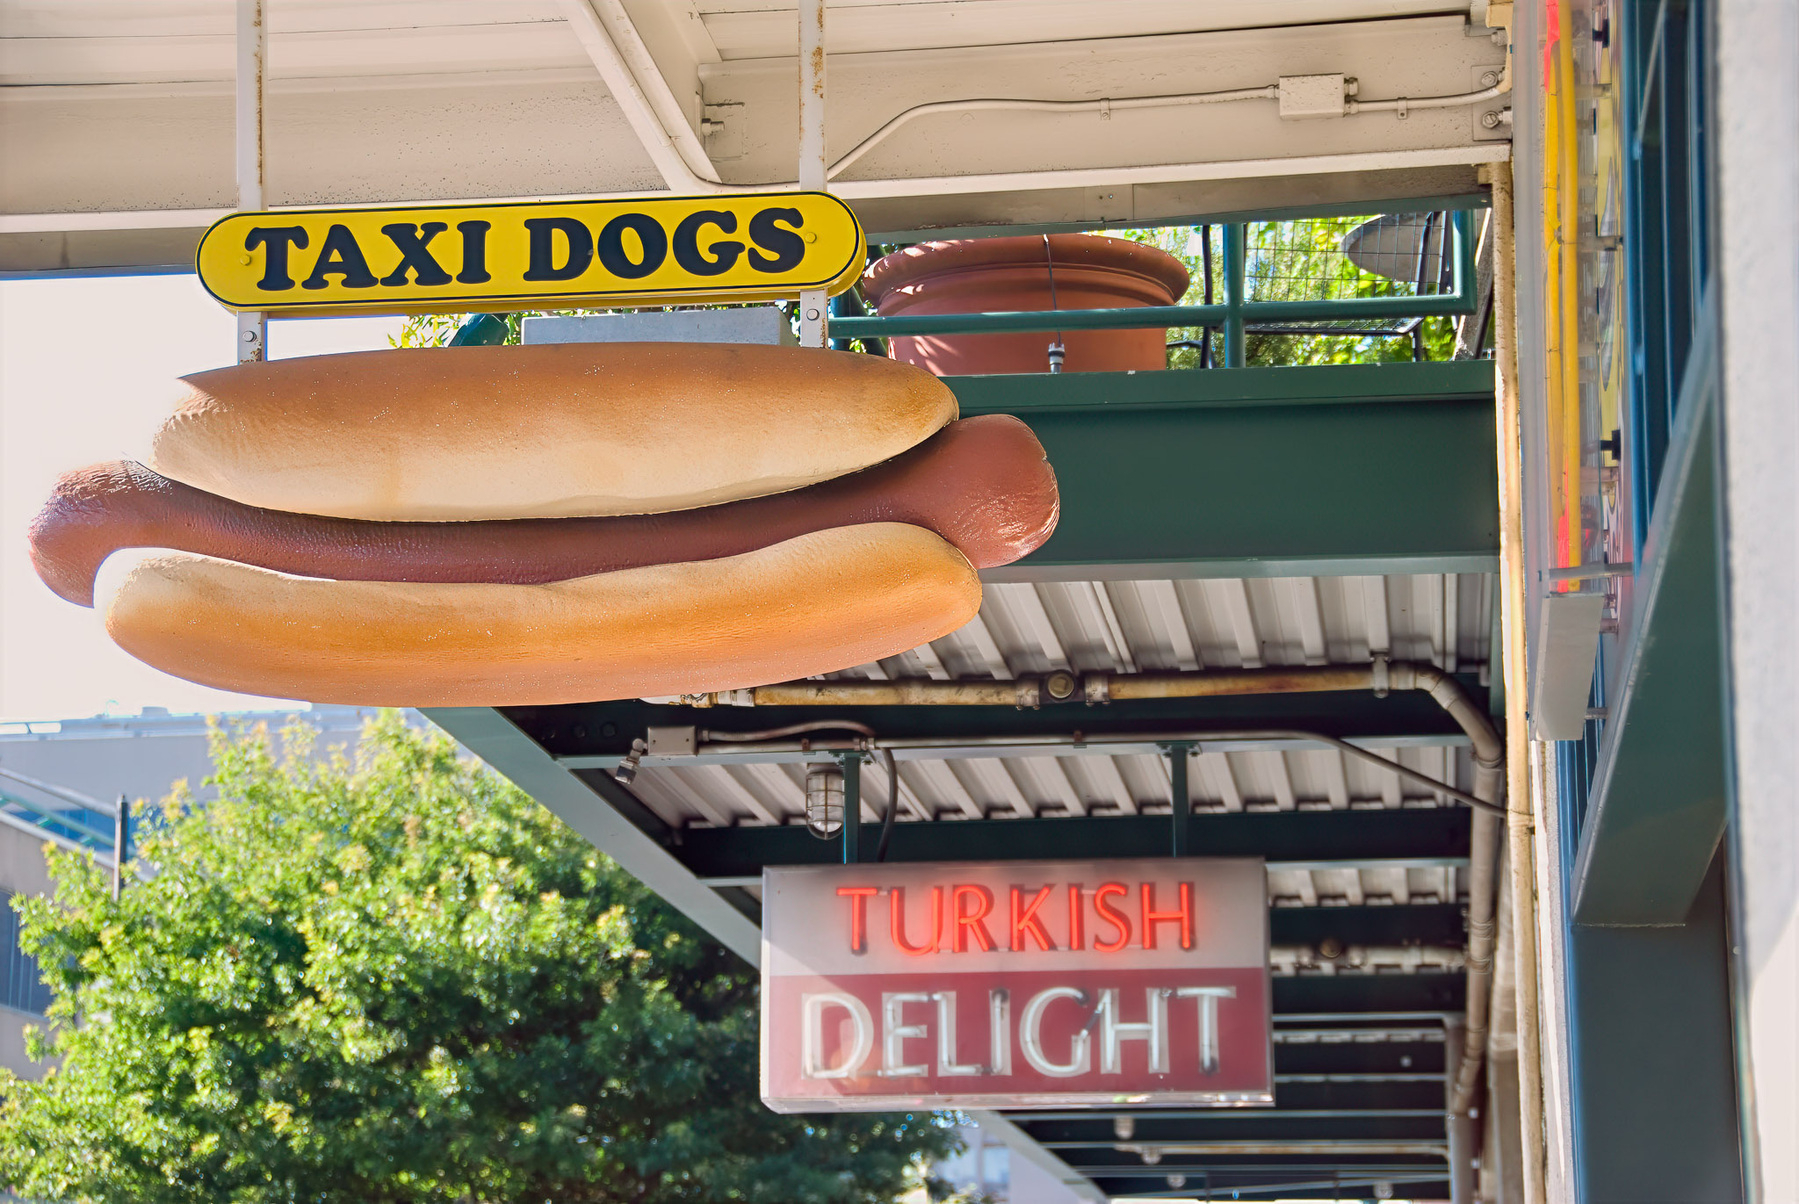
[681,656,1505,1114]
[1490,155,1549,1203]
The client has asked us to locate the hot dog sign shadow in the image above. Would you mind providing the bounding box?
[28,192,1060,708]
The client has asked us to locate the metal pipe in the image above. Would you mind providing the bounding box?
[827,296,1479,343]
[747,679,1034,707]
[1445,1020,1476,1203]
[1107,1141,1448,1159]
[1490,157,1548,1202]
[234,0,265,364]
[829,87,1279,179]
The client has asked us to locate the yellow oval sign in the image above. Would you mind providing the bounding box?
[196,192,865,316]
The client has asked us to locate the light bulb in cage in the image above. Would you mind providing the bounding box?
[805,764,845,838]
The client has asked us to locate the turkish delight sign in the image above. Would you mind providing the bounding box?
[760,857,1271,1112]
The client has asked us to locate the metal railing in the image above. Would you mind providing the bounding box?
[828,210,1478,368]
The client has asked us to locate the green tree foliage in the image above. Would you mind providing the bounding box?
[0,716,957,1203]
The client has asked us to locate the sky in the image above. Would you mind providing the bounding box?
[0,275,403,721]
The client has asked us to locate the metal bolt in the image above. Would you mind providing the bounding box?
[1480,70,1501,88]
[804,308,821,321]
[242,329,258,342]
[1481,110,1502,129]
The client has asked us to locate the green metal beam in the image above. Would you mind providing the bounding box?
[674,809,1470,879]
[1570,337,1727,925]
[1566,855,1744,1203]
[507,683,1477,762]
[941,361,1499,580]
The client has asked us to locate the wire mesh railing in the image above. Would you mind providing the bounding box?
[827,210,1480,368]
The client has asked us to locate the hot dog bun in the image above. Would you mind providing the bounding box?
[96,523,980,707]
[149,343,958,522]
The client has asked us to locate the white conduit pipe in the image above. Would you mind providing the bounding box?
[826,88,1279,180]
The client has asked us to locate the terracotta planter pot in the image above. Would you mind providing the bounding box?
[861,234,1190,376]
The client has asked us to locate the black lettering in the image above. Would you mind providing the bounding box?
[300,224,378,290]
[455,220,492,284]
[596,214,668,280]
[244,226,309,291]
[672,210,743,277]
[378,222,453,287]
[523,217,593,281]
[747,207,806,273]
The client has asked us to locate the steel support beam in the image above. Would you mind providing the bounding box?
[508,684,1477,762]
[673,809,1471,879]
[1564,853,1743,1203]
[1570,328,1728,925]
[422,707,762,965]
[943,361,1499,581]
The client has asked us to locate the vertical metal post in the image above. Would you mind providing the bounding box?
[796,0,828,348]
[1222,224,1246,367]
[235,0,266,363]
[838,752,861,863]
[111,795,129,900]
[1445,1020,1476,1203]
[1167,743,1192,857]
[1453,207,1477,305]
[1199,225,1214,368]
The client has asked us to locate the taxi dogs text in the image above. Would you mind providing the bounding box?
[759,859,1273,1111]
[196,192,864,317]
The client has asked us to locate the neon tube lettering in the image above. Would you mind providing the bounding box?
[1009,885,1056,951]
[836,886,877,952]
[880,992,931,1077]
[890,886,941,955]
[1092,882,1132,952]
[1140,881,1194,950]
[1020,987,1091,1077]
[1098,988,1170,1074]
[989,988,1012,1076]
[952,884,996,952]
[1176,986,1237,1074]
[932,992,983,1076]
[801,992,872,1079]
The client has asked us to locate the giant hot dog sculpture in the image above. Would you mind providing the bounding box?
[29,343,1059,706]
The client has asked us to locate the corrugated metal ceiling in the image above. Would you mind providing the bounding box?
[608,570,1492,922]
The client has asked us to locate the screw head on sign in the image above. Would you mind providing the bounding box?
[242,329,258,342]
[805,308,821,321]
